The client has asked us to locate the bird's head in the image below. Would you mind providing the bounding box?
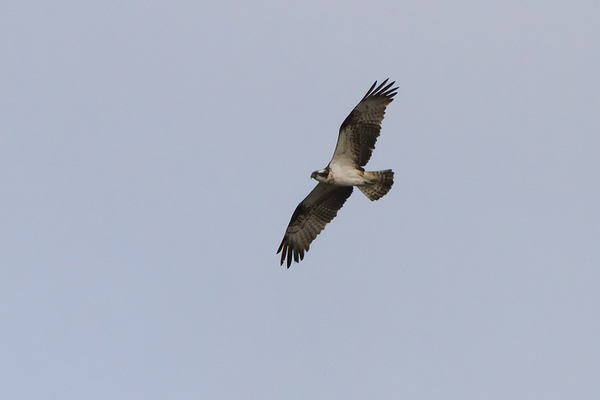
[311,168,330,183]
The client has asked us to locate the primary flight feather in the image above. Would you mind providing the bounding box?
[277,79,398,268]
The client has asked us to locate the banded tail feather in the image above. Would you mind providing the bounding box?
[358,169,394,201]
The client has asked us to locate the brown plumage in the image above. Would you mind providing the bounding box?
[277,184,353,268]
[332,79,398,168]
[277,79,398,268]
[357,170,395,201]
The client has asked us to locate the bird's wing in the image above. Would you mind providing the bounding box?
[277,183,353,268]
[330,79,398,168]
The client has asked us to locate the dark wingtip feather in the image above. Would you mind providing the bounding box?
[362,81,378,99]
[286,247,292,268]
[362,79,398,101]
[279,246,285,266]
[277,237,285,266]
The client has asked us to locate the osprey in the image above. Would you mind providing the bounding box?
[277,79,398,268]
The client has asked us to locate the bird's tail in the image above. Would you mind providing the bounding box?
[358,169,394,201]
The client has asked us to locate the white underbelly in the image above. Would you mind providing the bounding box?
[330,164,367,186]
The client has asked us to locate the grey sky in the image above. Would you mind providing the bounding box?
[2,1,599,399]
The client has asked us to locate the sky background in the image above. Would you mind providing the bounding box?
[2,1,599,399]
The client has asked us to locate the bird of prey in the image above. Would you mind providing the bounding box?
[277,79,398,268]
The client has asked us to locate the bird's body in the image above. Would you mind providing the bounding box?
[277,79,398,268]
[314,164,366,186]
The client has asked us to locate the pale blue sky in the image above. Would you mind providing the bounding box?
[2,1,599,399]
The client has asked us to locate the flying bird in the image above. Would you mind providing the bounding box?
[277,79,398,268]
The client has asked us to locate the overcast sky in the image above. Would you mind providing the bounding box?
[2,1,599,399]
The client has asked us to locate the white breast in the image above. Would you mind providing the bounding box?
[329,163,367,186]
